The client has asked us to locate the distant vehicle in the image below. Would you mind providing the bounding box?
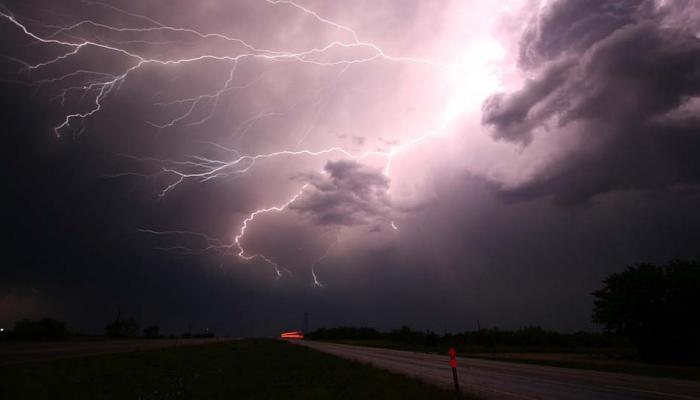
[280,331,304,339]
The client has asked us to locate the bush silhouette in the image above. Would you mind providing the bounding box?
[143,325,160,338]
[105,318,140,338]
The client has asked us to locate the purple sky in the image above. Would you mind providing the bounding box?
[1,0,699,336]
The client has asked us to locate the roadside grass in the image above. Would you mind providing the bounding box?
[467,353,700,381]
[316,339,700,381]
[0,339,460,400]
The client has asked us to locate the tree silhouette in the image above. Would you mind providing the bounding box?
[593,260,700,364]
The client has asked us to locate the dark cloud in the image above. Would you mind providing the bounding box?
[517,0,653,69]
[290,160,392,226]
[483,0,700,203]
[481,58,574,143]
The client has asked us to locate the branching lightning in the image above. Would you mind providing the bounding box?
[0,0,473,283]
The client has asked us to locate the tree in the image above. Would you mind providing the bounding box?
[592,260,700,364]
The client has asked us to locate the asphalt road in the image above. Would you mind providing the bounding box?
[0,338,230,366]
[298,341,700,400]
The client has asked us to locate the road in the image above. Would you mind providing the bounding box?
[298,341,700,400]
[0,338,230,366]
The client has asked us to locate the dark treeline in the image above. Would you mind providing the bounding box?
[0,317,216,341]
[307,326,630,351]
[2,318,69,341]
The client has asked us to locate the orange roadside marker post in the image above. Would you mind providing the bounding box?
[448,347,461,396]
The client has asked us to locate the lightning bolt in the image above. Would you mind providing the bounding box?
[0,1,471,282]
[231,185,308,278]
[306,231,340,288]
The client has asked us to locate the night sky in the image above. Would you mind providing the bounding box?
[1,0,699,337]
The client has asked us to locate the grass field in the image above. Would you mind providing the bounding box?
[0,339,458,400]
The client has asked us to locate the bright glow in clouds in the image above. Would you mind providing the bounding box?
[0,0,520,285]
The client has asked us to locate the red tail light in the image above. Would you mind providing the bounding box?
[280,331,304,339]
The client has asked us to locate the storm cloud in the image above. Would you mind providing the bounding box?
[483,0,700,203]
[291,160,393,226]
